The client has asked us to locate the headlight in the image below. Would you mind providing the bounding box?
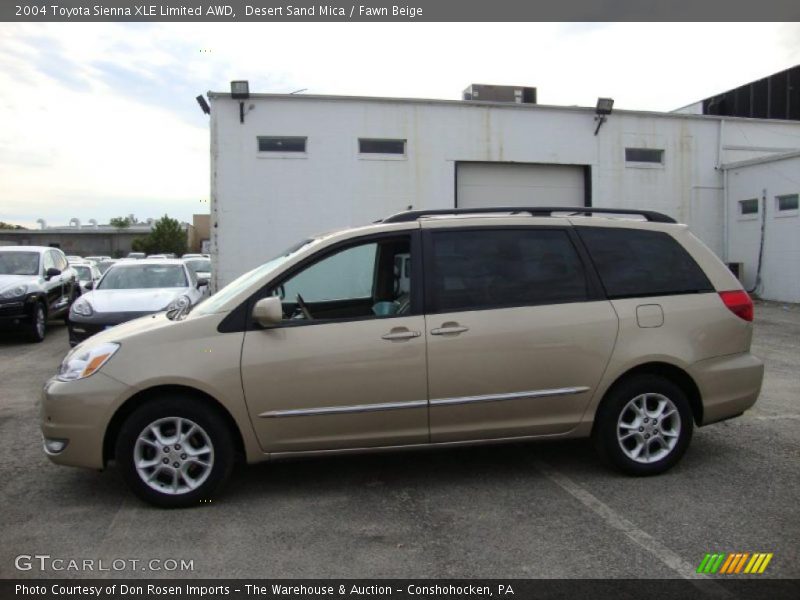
[57,342,120,382]
[165,295,191,311]
[70,297,93,317]
[0,284,27,299]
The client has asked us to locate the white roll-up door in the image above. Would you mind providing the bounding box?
[457,163,586,209]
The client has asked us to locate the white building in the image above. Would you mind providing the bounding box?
[207,85,800,302]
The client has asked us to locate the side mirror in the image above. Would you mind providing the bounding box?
[84,281,94,290]
[196,277,209,289]
[45,267,61,280]
[252,296,283,328]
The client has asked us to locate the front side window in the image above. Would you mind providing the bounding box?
[577,227,712,299]
[271,237,412,322]
[0,251,40,276]
[429,229,588,313]
[42,251,56,273]
[98,265,188,290]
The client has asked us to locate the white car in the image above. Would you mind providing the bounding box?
[66,259,204,347]
[70,262,102,294]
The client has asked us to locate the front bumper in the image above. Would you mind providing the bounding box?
[40,372,132,469]
[0,299,32,329]
[68,311,155,346]
[689,352,764,426]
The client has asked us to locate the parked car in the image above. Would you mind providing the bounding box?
[147,254,168,260]
[183,257,211,286]
[126,252,146,260]
[95,259,118,275]
[66,259,204,347]
[85,255,112,263]
[42,207,764,507]
[0,246,79,342]
[182,253,209,259]
[66,255,84,264]
[70,262,102,294]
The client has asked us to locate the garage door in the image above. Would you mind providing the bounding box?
[457,163,586,209]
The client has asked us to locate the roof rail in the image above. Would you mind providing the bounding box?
[382,206,677,224]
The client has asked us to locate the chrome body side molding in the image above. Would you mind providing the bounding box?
[258,387,589,418]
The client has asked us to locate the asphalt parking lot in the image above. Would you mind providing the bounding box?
[0,302,798,580]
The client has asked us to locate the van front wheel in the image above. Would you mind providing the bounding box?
[593,375,693,476]
[115,398,234,508]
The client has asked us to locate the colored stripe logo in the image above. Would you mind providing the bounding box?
[697,552,773,574]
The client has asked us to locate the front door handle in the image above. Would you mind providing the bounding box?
[430,324,469,336]
[381,328,421,341]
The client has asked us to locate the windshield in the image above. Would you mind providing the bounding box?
[185,259,211,273]
[73,266,92,280]
[0,251,39,276]
[98,264,187,290]
[193,239,315,316]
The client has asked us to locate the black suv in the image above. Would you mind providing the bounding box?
[0,246,80,342]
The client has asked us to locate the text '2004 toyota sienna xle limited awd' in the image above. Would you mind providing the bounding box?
[41,207,764,507]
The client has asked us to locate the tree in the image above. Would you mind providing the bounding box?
[132,215,187,256]
[0,221,26,230]
[109,216,134,228]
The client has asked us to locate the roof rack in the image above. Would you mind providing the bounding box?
[382,206,677,224]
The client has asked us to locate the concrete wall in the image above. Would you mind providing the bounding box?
[210,94,800,294]
[726,155,800,303]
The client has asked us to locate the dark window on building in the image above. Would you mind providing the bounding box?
[577,227,712,299]
[777,194,799,212]
[257,136,307,152]
[625,148,665,164]
[739,199,759,215]
[429,229,588,313]
[358,139,406,155]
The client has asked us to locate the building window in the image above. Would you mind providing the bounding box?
[739,199,759,216]
[625,148,665,164]
[358,138,406,155]
[257,136,307,153]
[776,194,799,213]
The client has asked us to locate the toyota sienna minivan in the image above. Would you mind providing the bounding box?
[41,207,764,507]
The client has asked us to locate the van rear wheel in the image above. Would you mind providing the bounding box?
[593,374,693,476]
[115,397,234,508]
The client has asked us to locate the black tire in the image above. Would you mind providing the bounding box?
[593,374,693,476]
[25,302,46,343]
[115,396,235,508]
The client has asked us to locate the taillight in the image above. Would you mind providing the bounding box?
[719,290,754,322]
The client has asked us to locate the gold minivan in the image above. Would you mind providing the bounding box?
[41,208,764,507]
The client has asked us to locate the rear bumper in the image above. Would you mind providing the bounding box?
[689,352,764,426]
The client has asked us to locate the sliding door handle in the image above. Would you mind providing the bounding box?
[382,329,421,341]
[430,325,469,336]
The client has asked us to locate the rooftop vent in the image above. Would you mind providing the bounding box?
[69,218,81,228]
[463,84,537,104]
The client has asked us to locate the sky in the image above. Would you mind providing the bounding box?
[1,22,799,229]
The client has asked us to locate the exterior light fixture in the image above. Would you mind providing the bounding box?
[231,80,250,123]
[230,80,250,99]
[594,97,614,135]
[196,95,210,115]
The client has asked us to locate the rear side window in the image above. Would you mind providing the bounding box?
[577,227,712,299]
[429,229,588,313]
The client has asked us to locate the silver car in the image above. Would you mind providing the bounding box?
[66,259,204,347]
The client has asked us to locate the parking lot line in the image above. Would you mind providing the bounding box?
[532,459,732,596]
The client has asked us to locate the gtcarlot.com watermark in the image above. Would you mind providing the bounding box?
[15,554,194,572]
